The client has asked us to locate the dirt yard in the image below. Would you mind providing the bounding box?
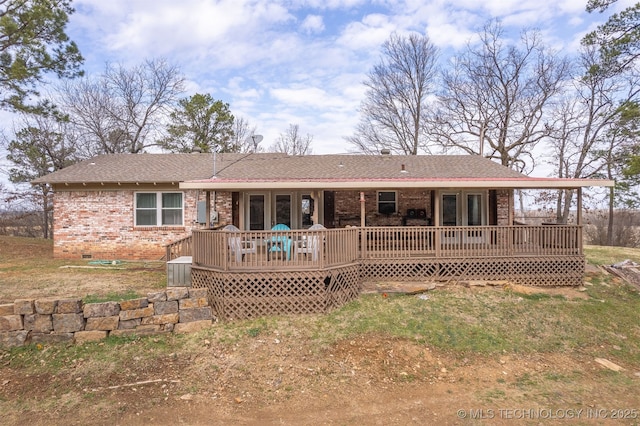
[1,237,640,425]
[3,327,639,425]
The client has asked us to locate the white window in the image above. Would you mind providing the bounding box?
[378,191,397,215]
[135,192,183,226]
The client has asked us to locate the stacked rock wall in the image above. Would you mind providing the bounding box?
[0,288,213,348]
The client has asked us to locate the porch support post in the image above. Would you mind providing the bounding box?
[359,191,366,227]
[576,187,583,225]
[509,189,514,225]
[311,191,319,226]
[577,187,583,254]
[433,190,441,257]
[205,190,211,228]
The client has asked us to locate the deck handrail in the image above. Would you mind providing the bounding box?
[190,225,582,271]
[165,234,193,261]
[192,227,360,271]
[361,225,583,258]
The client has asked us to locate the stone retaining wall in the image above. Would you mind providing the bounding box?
[0,287,213,348]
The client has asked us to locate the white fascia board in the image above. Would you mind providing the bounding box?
[179,178,615,191]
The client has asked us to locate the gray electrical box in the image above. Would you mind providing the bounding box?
[197,200,218,224]
[197,201,206,224]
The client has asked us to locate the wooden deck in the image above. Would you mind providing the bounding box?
[170,225,584,319]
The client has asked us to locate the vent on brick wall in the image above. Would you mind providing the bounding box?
[82,254,92,259]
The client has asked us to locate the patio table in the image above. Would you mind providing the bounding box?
[266,236,292,260]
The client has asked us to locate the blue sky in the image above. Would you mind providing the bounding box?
[34,1,640,154]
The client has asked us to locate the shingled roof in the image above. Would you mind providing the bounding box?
[33,152,612,189]
[31,153,287,184]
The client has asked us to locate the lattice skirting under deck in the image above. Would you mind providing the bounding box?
[191,264,361,320]
[360,256,585,287]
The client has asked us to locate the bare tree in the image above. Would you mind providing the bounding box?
[57,76,119,157]
[59,58,185,155]
[348,32,439,155]
[544,46,640,223]
[232,117,262,153]
[434,20,571,171]
[270,124,313,155]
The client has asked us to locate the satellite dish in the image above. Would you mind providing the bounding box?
[246,134,263,145]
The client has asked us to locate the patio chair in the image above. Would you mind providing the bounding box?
[268,223,292,260]
[223,224,256,262]
[295,223,325,261]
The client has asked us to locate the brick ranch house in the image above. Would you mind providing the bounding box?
[34,152,612,319]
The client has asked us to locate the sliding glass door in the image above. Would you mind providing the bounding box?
[274,193,292,228]
[440,191,487,243]
[246,192,293,230]
[248,194,266,230]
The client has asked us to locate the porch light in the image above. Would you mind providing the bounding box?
[400,164,408,173]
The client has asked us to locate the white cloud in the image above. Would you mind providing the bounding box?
[301,14,325,34]
[337,13,398,51]
[292,0,367,9]
[72,0,294,64]
[270,86,336,107]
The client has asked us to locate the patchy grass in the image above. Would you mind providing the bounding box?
[2,236,639,363]
[0,236,165,303]
[83,290,143,304]
[306,283,640,362]
[584,244,640,266]
[2,236,640,423]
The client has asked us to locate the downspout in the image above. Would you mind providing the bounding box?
[205,191,211,229]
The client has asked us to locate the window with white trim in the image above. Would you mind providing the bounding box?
[135,192,183,226]
[377,191,397,215]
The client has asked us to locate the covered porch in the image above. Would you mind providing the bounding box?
[174,153,611,320]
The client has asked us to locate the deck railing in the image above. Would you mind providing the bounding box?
[165,234,193,261]
[190,225,582,271]
[362,225,582,258]
[192,227,360,271]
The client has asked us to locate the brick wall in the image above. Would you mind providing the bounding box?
[53,187,512,260]
[0,288,213,348]
[333,189,512,227]
[53,188,212,260]
[496,189,510,226]
[334,190,432,227]
[214,191,233,225]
